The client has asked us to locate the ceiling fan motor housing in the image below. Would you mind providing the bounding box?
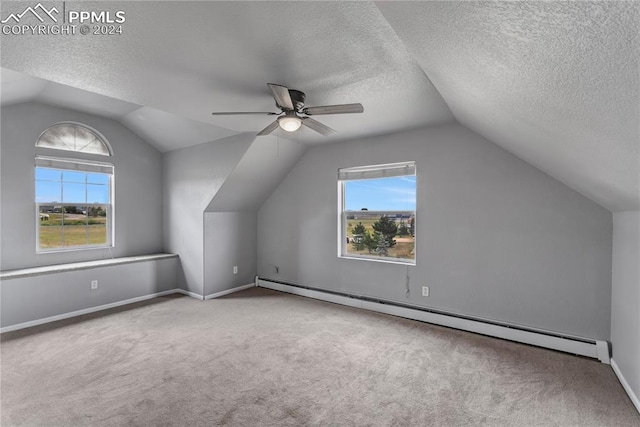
[287,89,306,111]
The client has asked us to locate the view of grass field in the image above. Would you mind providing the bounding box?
[345,218,415,260]
[39,212,107,248]
[36,166,111,250]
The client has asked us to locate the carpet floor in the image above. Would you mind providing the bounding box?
[1,287,639,426]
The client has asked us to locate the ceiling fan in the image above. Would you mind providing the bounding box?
[211,83,364,136]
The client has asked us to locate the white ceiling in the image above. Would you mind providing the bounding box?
[1,1,638,211]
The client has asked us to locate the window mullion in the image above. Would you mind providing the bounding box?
[60,174,64,247]
[85,174,89,245]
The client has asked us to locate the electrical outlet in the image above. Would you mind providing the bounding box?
[233,266,238,274]
[422,286,429,297]
[91,280,98,290]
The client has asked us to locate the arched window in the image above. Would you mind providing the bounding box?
[36,122,113,156]
[34,123,114,252]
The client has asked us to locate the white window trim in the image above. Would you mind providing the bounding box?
[337,161,416,265]
[35,157,115,253]
[35,155,115,173]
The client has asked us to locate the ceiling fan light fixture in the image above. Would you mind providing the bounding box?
[212,83,362,136]
[278,115,302,132]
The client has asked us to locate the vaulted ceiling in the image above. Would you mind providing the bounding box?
[1,1,638,211]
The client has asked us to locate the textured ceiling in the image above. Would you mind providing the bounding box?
[1,1,638,211]
[0,1,453,145]
[0,68,236,152]
[377,1,640,211]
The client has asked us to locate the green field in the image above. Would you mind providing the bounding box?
[345,218,414,260]
[39,213,107,248]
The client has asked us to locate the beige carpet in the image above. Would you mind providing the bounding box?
[1,287,638,426]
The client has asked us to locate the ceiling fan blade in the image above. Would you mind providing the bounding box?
[211,112,278,115]
[257,120,280,136]
[267,83,294,110]
[302,117,336,136]
[302,103,364,116]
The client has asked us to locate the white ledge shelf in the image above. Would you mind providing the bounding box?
[0,253,178,280]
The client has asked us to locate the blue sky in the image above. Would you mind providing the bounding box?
[345,176,416,211]
[35,168,109,204]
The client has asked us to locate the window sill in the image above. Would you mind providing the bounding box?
[0,253,178,280]
[339,255,416,266]
[37,244,114,254]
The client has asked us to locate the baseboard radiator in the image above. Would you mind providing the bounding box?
[255,277,610,364]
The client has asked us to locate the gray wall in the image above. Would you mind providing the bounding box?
[611,211,640,401]
[0,102,164,270]
[204,212,256,296]
[257,124,613,340]
[200,134,303,297]
[162,134,254,295]
[163,133,304,297]
[1,257,178,328]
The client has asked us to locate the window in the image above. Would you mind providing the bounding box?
[338,162,416,264]
[35,157,113,251]
[34,122,114,252]
[35,122,112,156]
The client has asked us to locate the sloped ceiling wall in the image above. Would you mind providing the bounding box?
[0,68,238,153]
[376,1,640,211]
[206,135,305,212]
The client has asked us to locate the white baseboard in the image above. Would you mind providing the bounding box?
[257,278,610,363]
[175,288,204,300]
[0,289,180,333]
[0,283,258,333]
[611,358,640,414]
[204,283,255,300]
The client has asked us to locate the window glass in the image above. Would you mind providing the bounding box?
[87,184,109,204]
[62,170,86,183]
[87,173,109,185]
[62,182,86,203]
[36,123,112,156]
[35,180,61,203]
[35,162,112,251]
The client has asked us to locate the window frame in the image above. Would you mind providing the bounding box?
[34,156,115,253]
[337,161,416,265]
